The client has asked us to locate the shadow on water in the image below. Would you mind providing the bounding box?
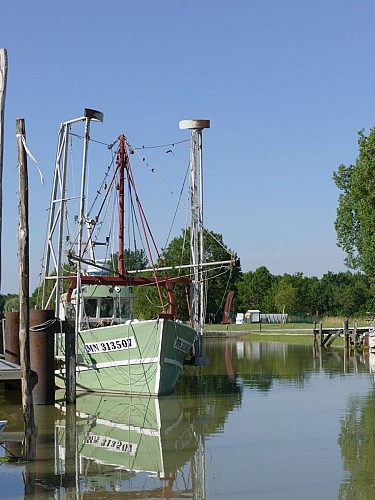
[1,339,375,498]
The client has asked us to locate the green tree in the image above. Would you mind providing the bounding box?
[110,249,148,273]
[317,271,371,317]
[333,127,375,277]
[274,278,298,314]
[133,229,241,322]
[274,272,316,314]
[4,296,19,312]
[236,266,275,312]
[0,293,18,312]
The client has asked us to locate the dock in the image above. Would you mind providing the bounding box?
[312,321,369,348]
[0,356,22,381]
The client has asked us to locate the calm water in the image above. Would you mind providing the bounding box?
[1,338,375,499]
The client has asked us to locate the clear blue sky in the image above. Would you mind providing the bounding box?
[1,0,374,294]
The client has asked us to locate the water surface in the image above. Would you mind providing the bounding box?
[1,339,375,499]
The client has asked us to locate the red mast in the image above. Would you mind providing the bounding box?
[118,134,125,275]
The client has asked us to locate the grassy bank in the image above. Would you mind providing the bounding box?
[206,317,371,333]
[204,318,371,346]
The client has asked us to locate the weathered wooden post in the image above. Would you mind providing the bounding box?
[319,321,323,346]
[17,117,36,460]
[343,320,349,373]
[0,48,8,292]
[313,321,317,346]
[64,320,76,404]
[353,320,358,348]
[343,320,350,351]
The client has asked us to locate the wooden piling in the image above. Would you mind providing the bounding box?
[0,48,8,292]
[353,321,358,348]
[313,321,317,346]
[319,321,323,346]
[64,320,76,404]
[343,320,349,351]
[17,117,35,460]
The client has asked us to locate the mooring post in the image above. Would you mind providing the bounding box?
[4,311,20,364]
[313,321,317,345]
[319,321,323,346]
[29,309,56,405]
[64,320,76,404]
[353,320,358,348]
[343,320,349,351]
[0,48,8,293]
[17,117,36,460]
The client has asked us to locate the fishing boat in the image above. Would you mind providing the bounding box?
[41,110,230,395]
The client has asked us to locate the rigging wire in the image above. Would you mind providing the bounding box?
[133,138,190,150]
[126,137,190,209]
[72,131,234,258]
[163,159,190,251]
[70,132,189,150]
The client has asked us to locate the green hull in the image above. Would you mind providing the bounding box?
[56,318,197,395]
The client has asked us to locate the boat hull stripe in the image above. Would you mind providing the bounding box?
[56,356,183,373]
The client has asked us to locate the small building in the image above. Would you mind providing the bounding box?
[245,310,260,323]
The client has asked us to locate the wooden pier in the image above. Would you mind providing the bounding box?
[0,356,22,381]
[313,320,369,349]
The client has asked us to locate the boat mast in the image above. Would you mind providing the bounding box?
[179,119,210,355]
[117,135,126,275]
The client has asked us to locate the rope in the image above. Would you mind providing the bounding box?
[30,318,61,331]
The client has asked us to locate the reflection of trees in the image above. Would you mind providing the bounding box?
[195,340,368,394]
[196,340,315,392]
[338,390,375,499]
[236,342,314,390]
[176,373,242,437]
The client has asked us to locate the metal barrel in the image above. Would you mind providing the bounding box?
[29,309,56,405]
[4,311,20,364]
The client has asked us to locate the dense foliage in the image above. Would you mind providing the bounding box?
[1,266,372,320]
[235,268,373,317]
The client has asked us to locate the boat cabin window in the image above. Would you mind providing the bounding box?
[100,298,114,318]
[121,300,131,318]
[84,299,97,318]
[81,296,132,324]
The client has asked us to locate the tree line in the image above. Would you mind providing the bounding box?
[234,267,373,320]
[1,250,372,322]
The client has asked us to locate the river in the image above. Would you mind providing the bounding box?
[1,338,375,499]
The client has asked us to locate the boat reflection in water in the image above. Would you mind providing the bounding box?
[54,391,199,495]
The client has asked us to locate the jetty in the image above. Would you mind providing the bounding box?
[312,320,369,349]
[0,357,22,381]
